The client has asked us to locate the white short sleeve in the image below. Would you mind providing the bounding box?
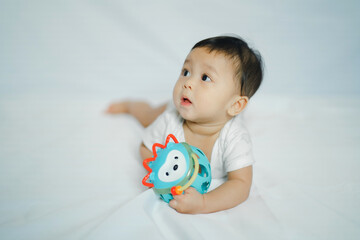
[142,106,185,151]
[222,129,254,173]
[142,112,167,151]
[210,114,254,177]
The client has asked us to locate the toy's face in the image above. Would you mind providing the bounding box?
[151,143,189,188]
[157,150,187,182]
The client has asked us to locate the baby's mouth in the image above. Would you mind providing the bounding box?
[181,97,192,106]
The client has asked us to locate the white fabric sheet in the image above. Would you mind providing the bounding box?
[0,95,359,239]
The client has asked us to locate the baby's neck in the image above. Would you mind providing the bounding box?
[183,120,227,138]
[183,119,230,161]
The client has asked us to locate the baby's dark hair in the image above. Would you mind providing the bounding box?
[192,36,263,98]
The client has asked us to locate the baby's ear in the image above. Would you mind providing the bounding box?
[227,96,248,116]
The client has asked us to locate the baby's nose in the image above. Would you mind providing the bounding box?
[183,80,193,90]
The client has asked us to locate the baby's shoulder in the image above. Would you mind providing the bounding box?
[224,114,249,134]
[220,115,252,146]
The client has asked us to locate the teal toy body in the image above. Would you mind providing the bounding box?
[142,134,211,203]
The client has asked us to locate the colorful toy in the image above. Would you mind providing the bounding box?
[142,134,211,203]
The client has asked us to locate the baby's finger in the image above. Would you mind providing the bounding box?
[169,199,178,209]
[184,187,196,194]
[172,193,183,201]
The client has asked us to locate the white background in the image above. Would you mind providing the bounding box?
[1,0,359,100]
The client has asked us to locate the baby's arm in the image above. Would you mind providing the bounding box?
[169,166,252,214]
[140,143,153,159]
[140,140,252,214]
[106,101,167,128]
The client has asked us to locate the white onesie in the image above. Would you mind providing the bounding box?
[142,104,254,180]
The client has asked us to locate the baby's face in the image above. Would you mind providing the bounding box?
[173,47,239,124]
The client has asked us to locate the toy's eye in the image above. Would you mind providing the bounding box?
[158,150,187,182]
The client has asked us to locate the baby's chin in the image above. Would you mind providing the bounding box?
[174,104,192,121]
[173,99,202,122]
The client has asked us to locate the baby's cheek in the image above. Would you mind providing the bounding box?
[199,95,215,108]
[172,88,180,103]
[172,82,181,98]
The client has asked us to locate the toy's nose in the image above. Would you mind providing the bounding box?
[166,172,169,176]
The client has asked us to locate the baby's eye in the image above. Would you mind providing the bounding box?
[183,69,190,77]
[201,74,211,82]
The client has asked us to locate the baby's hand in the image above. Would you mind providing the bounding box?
[105,102,129,114]
[169,187,205,214]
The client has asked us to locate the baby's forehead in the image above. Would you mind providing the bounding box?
[185,47,240,71]
[187,47,237,63]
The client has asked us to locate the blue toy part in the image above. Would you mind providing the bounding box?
[142,134,211,203]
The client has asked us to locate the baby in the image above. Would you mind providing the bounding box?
[107,36,263,214]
